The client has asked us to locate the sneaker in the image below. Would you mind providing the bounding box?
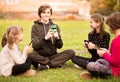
[20,69,36,77]
[80,71,93,79]
[38,64,49,70]
[74,64,84,70]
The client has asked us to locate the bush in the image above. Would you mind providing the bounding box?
[90,0,117,16]
[0,12,4,19]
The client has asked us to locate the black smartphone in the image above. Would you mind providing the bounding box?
[28,39,33,46]
[84,40,100,49]
[84,40,89,44]
[84,40,89,48]
[28,41,32,46]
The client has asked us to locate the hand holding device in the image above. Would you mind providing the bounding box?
[97,49,106,57]
[45,30,53,40]
[50,24,59,40]
[54,32,59,39]
[84,40,89,48]
[84,40,100,49]
[50,25,57,33]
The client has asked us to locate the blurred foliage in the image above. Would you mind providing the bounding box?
[90,0,120,16]
[0,11,4,18]
[114,0,120,12]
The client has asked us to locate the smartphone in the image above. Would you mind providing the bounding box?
[84,40,89,48]
[28,41,32,46]
[28,39,33,46]
[50,24,57,33]
[84,40,89,44]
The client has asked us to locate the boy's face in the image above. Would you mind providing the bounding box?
[41,8,51,21]
[90,18,100,30]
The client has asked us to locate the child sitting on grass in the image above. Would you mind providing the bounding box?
[72,13,110,69]
[0,26,36,77]
[81,12,120,79]
[28,4,75,70]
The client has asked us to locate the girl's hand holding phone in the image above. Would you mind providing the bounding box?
[84,42,88,48]
[84,40,89,48]
[87,42,95,49]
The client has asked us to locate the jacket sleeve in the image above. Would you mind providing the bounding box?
[31,25,49,50]
[55,25,63,49]
[103,41,120,66]
[103,52,118,66]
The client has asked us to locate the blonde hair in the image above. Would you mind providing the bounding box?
[1,26,23,49]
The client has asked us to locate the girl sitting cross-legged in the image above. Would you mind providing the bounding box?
[72,13,110,70]
[0,26,36,77]
[80,12,120,79]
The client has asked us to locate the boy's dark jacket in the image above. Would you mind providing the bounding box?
[31,19,63,56]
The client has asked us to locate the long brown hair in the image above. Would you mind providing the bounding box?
[1,26,23,49]
[106,12,120,31]
[90,13,105,39]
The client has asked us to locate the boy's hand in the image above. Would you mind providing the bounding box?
[54,32,59,40]
[45,30,53,40]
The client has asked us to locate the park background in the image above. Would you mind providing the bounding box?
[0,0,120,82]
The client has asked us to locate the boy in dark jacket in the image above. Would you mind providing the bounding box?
[28,4,75,70]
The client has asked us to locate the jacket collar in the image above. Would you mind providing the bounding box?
[34,19,54,25]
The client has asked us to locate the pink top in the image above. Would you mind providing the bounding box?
[103,35,120,77]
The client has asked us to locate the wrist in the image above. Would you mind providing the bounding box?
[101,52,105,57]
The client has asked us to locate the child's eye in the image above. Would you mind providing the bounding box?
[42,12,45,14]
[42,12,50,14]
[47,12,50,14]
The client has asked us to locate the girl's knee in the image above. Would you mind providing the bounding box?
[87,62,98,71]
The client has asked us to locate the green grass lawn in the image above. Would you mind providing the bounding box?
[0,19,119,82]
